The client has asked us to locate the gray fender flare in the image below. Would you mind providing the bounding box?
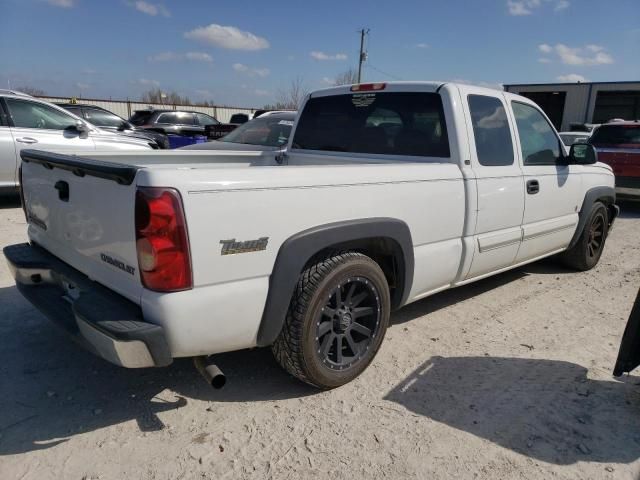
[256,218,414,347]
[568,186,616,249]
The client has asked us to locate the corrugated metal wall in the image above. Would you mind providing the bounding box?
[504,82,640,131]
[37,96,257,123]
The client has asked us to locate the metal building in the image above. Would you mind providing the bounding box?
[504,81,640,132]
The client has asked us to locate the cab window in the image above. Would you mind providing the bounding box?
[512,101,561,165]
[468,95,514,166]
[293,92,450,158]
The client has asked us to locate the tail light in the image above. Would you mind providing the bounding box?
[351,83,386,92]
[135,187,192,292]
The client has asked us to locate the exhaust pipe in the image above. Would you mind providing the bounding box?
[194,356,226,389]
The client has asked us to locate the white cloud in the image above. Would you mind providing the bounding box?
[184,24,269,50]
[507,0,569,15]
[538,43,613,66]
[128,1,170,17]
[232,63,270,77]
[254,89,270,97]
[75,82,89,90]
[44,0,74,7]
[135,78,160,87]
[321,77,336,86]
[557,73,588,82]
[538,44,553,53]
[148,51,213,63]
[415,43,429,49]
[82,68,97,75]
[538,57,552,63]
[310,51,348,61]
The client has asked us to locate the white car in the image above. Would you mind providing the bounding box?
[0,90,153,193]
[5,81,618,389]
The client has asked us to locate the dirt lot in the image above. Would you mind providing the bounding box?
[0,198,639,480]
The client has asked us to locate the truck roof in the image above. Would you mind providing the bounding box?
[309,81,506,98]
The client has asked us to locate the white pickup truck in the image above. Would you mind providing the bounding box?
[5,82,618,389]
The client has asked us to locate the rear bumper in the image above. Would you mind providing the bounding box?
[3,243,172,368]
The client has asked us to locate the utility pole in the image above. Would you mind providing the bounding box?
[357,28,369,84]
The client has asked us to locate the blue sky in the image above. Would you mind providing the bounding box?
[1,0,638,107]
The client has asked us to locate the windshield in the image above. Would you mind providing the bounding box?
[590,124,640,146]
[220,114,294,147]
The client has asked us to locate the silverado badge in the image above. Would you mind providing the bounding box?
[220,237,269,255]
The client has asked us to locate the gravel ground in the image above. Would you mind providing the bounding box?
[0,197,639,480]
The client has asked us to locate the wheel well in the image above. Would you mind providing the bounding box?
[304,237,406,309]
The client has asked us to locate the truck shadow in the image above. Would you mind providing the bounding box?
[618,200,640,219]
[384,356,640,465]
[0,194,21,210]
[0,286,313,456]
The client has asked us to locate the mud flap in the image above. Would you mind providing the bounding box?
[613,288,640,376]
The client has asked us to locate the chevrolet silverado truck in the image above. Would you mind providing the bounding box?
[4,82,618,389]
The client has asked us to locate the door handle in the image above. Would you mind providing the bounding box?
[16,137,38,144]
[527,179,540,195]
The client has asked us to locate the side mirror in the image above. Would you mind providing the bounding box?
[117,121,129,131]
[569,143,597,165]
[74,120,89,133]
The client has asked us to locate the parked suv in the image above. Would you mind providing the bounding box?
[0,90,152,193]
[589,121,640,199]
[128,109,219,136]
[57,103,169,149]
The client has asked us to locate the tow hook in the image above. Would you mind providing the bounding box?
[194,356,226,389]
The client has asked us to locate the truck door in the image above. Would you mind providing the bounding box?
[508,99,582,263]
[459,87,525,280]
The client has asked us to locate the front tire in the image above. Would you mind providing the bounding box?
[272,251,390,389]
[560,202,609,271]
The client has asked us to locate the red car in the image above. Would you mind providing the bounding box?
[589,122,640,199]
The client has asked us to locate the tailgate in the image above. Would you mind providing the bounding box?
[20,150,143,303]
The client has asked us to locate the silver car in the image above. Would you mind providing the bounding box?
[0,90,152,193]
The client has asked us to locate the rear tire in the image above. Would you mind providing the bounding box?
[272,251,390,389]
[560,202,609,271]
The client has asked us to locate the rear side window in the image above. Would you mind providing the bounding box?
[129,111,152,126]
[512,101,560,166]
[292,92,450,158]
[468,95,514,166]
